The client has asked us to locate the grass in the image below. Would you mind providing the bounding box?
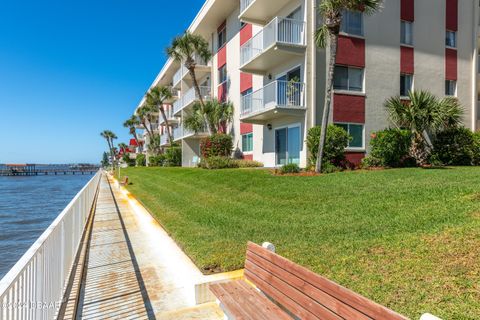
[119,167,480,319]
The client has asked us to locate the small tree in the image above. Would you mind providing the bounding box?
[100,130,117,167]
[167,32,213,133]
[136,103,160,155]
[146,86,174,145]
[384,90,463,165]
[315,0,382,173]
[183,99,234,135]
[101,152,109,167]
[123,115,141,150]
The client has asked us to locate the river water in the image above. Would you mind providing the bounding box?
[0,174,94,279]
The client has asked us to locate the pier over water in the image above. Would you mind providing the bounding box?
[0,164,100,176]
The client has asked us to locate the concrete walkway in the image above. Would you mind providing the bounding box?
[74,175,224,319]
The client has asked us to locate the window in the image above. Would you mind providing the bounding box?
[218,65,227,84]
[333,66,364,92]
[446,30,456,48]
[218,26,227,50]
[401,21,413,45]
[340,10,363,36]
[242,133,253,152]
[335,123,364,148]
[400,74,413,96]
[445,80,457,96]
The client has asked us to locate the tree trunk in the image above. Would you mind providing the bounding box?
[315,32,339,173]
[187,66,213,135]
[159,105,174,145]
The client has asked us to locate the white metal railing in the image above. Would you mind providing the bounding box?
[160,133,169,145]
[241,80,305,116]
[150,123,159,131]
[159,107,175,125]
[240,17,306,66]
[240,0,254,13]
[182,86,211,109]
[172,55,210,86]
[0,171,101,320]
[173,124,207,141]
[173,98,183,115]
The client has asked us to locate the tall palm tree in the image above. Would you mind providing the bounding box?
[385,90,463,165]
[314,0,382,173]
[146,86,174,145]
[167,32,213,134]
[183,99,234,135]
[123,115,140,146]
[100,130,118,166]
[136,103,160,155]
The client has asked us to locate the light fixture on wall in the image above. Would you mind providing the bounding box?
[267,124,272,130]
[268,74,272,80]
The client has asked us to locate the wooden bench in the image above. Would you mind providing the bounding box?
[210,242,408,320]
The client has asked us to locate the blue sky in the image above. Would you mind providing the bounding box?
[0,0,204,164]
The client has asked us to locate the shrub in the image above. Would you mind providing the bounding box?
[235,160,264,168]
[164,147,182,167]
[307,125,350,167]
[369,129,412,167]
[280,163,300,174]
[199,156,239,169]
[122,154,136,167]
[200,134,233,158]
[473,132,480,165]
[361,156,383,169]
[321,162,342,174]
[431,127,475,166]
[136,154,146,167]
[148,155,166,167]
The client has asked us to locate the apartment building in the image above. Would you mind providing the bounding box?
[135,0,479,168]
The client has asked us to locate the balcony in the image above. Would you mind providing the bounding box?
[239,0,294,25]
[240,17,306,75]
[172,56,210,88]
[159,107,179,126]
[173,86,211,116]
[241,80,306,124]
[173,124,209,141]
[160,134,169,146]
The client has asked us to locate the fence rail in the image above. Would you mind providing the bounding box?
[0,171,101,320]
[240,17,305,66]
[241,80,305,116]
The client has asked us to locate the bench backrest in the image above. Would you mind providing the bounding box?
[244,242,407,320]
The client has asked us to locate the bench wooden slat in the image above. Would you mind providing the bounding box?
[246,250,371,320]
[245,260,342,320]
[247,242,407,320]
[210,280,291,320]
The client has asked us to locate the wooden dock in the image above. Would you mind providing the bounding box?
[0,164,99,176]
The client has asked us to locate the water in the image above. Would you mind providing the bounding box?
[0,174,94,279]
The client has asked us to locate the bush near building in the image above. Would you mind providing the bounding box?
[431,127,480,166]
[164,147,181,167]
[149,155,166,167]
[307,125,350,170]
[136,154,146,167]
[362,129,413,168]
[200,133,233,158]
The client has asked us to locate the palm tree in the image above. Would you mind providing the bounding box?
[136,103,160,155]
[118,143,129,153]
[100,130,118,167]
[183,99,234,135]
[167,32,213,134]
[146,86,174,145]
[123,115,140,146]
[314,0,382,173]
[385,90,463,165]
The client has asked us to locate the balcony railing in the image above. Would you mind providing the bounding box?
[173,99,183,115]
[173,124,208,141]
[172,55,210,87]
[240,0,254,13]
[161,134,169,146]
[173,86,211,115]
[240,17,306,66]
[241,80,305,116]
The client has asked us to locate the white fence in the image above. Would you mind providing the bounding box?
[0,171,101,320]
[240,17,305,66]
[241,80,305,116]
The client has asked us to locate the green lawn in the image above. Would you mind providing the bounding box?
[119,167,480,319]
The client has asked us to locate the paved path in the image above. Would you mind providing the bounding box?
[75,175,223,319]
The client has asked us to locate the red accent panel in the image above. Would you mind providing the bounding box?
[240,123,253,134]
[243,154,253,160]
[217,46,227,68]
[333,94,365,123]
[345,152,365,167]
[240,73,253,93]
[129,139,138,146]
[218,82,227,102]
[446,0,458,31]
[400,46,414,74]
[240,24,252,46]
[401,0,414,22]
[445,48,457,80]
[336,35,365,68]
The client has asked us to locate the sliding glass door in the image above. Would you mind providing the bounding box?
[275,126,300,166]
